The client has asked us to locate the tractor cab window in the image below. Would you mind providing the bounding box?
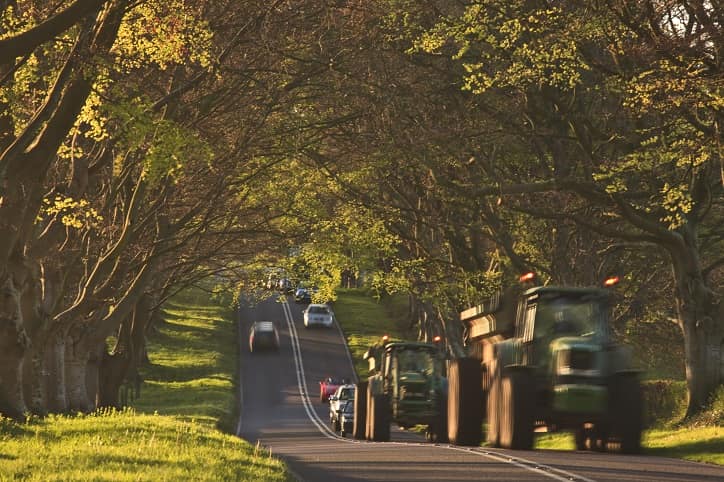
[534,296,603,339]
[398,349,433,374]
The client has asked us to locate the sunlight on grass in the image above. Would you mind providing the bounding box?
[0,287,291,481]
[533,426,724,465]
[644,427,724,465]
[0,409,286,481]
[534,432,575,450]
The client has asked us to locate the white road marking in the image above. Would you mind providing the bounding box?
[280,297,356,442]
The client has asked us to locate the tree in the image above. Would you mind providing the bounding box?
[407,0,722,416]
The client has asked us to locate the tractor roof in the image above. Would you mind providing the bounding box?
[384,341,437,352]
[523,286,610,300]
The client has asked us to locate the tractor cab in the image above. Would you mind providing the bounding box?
[365,337,446,429]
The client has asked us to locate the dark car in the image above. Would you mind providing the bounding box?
[339,400,354,437]
[249,321,279,352]
[294,284,318,303]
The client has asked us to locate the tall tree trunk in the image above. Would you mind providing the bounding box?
[0,349,27,418]
[46,336,68,412]
[23,345,48,415]
[65,339,91,412]
[96,350,130,409]
[86,345,103,407]
[670,235,723,417]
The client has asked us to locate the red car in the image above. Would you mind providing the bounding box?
[319,377,348,403]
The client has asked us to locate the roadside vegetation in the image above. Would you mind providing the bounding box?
[0,289,290,481]
[334,288,724,466]
[334,288,412,378]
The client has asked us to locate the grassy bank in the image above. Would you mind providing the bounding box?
[537,424,723,465]
[333,288,410,378]
[334,288,724,466]
[0,288,290,481]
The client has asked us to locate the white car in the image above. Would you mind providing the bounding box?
[303,304,334,328]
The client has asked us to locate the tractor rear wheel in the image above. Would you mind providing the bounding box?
[352,381,368,440]
[486,360,501,447]
[610,373,642,454]
[499,368,534,450]
[368,393,390,442]
[447,357,483,446]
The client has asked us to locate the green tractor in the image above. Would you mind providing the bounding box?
[352,336,448,442]
[448,274,643,453]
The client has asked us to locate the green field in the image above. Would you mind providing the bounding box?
[334,288,724,466]
[0,289,291,481]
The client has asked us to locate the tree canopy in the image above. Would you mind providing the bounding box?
[0,0,720,418]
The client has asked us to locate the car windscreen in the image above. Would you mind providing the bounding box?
[308,306,329,314]
[339,387,355,400]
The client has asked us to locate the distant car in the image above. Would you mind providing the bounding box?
[303,303,334,328]
[319,376,346,403]
[294,285,317,303]
[249,321,279,352]
[277,278,293,293]
[339,400,354,437]
[329,384,356,432]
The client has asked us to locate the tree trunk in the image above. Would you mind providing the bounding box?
[65,342,92,412]
[86,345,103,407]
[670,235,723,417]
[23,346,48,415]
[46,336,68,412]
[0,350,27,419]
[96,350,130,409]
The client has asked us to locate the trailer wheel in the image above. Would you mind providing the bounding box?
[447,357,483,446]
[499,368,534,450]
[486,360,501,447]
[610,373,642,454]
[369,393,390,442]
[352,381,368,440]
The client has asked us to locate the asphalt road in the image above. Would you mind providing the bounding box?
[237,293,724,482]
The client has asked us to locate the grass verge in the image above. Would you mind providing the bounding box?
[333,288,410,378]
[0,288,291,481]
[535,426,723,465]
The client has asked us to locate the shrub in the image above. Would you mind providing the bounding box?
[641,380,687,428]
